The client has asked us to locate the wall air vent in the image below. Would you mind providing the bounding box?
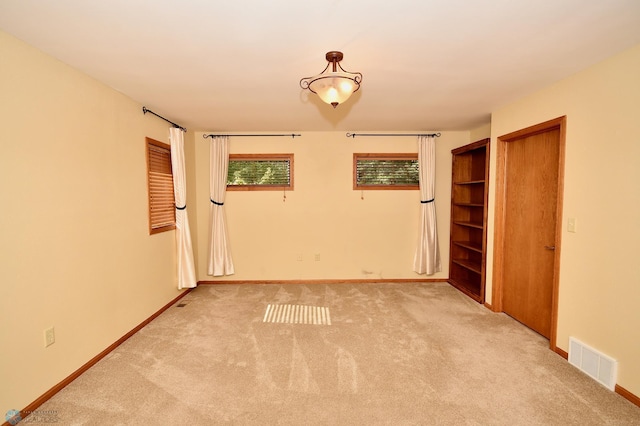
[568,337,617,391]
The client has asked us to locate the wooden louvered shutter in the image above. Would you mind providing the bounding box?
[146,138,176,234]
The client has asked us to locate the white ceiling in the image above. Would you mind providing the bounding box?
[1,1,640,132]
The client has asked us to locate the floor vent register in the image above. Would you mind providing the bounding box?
[263,304,331,325]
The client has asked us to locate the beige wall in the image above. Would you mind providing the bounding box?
[487,43,640,395]
[469,123,491,141]
[0,31,185,413]
[193,131,469,281]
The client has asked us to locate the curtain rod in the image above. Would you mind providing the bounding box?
[346,132,441,138]
[203,133,301,139]
[142,107,187,132]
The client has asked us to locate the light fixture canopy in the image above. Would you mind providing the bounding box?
[300,51,362,108]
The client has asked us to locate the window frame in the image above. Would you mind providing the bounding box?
[353,152,420,190]
[226,153,294,191]
[146,137,176,234]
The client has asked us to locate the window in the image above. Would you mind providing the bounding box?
[227,154,294,191]
[353,153,419,190]
[146,137,175,234]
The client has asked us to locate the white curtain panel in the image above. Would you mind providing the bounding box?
[169,128,197,289]
[413,135,442,275]
[207,136,235,276]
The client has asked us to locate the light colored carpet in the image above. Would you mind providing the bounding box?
[27,282,640,425]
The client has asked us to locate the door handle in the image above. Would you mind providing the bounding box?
[544,245,556,250]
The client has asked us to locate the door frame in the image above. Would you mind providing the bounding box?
[491,116,566,350]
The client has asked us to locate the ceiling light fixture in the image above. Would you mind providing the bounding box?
[300,51,362,108]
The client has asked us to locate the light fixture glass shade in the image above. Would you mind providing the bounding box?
[300,51,362,108]
[308,74,359,106]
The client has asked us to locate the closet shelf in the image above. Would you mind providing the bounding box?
[452,259,482,274]
[454,202,484,207]
[454,180,485,185]
[453,241,483,253]
[453,221,484,229]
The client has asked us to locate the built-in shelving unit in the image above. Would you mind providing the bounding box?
[448,139,490,303]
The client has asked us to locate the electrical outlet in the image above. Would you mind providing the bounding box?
[297,254,303,261]
[44,327,55,347]
[315,253,321,261]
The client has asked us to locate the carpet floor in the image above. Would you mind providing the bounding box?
[27,282,640,425]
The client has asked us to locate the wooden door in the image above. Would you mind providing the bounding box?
[493,117,565,344]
